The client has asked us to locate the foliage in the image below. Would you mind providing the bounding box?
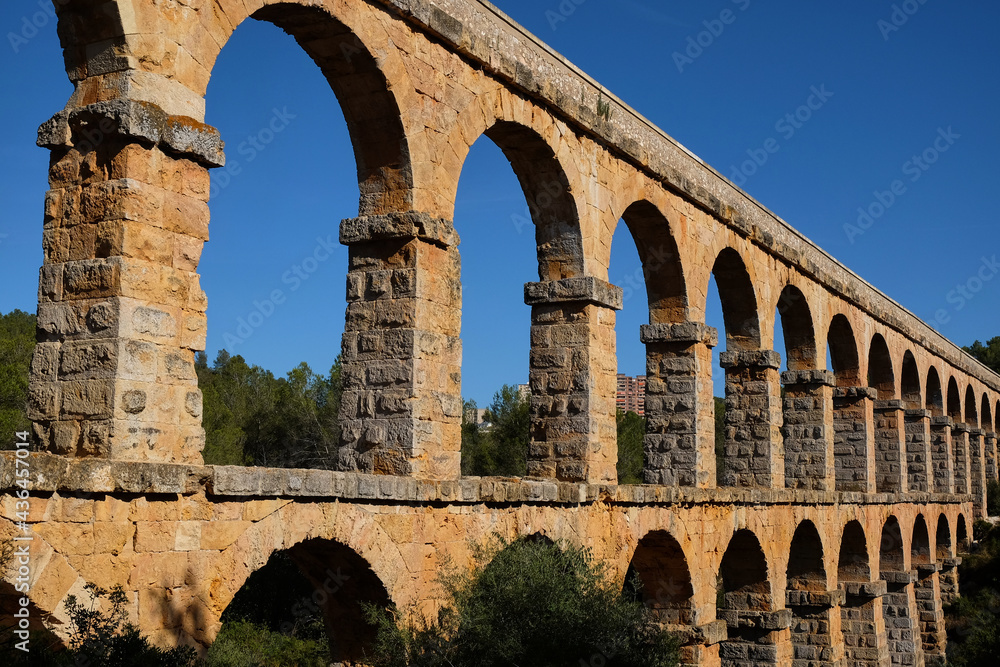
[460,386,529,476]
[965,337,1000,374]
[1,583,199,666]
[202,620,330,667]
[0,309,36,449]
[616,409,644,485]
[946,522,1000,666]
[197,351,342,468]
[364,535,680,667]
[988,480,1000,517]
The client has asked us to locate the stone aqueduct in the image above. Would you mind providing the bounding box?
[2,0,999,665]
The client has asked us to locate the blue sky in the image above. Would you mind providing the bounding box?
[1,0,998,403]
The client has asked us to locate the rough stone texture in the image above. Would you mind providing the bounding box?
[834,387,877,493]
[337,212,462,479]
[641,323,717,487]
[720,350,783,489]
[11,0,1000,662]
[905,411,933,494]
[929,418,955,495]
[875,401,907,494]
[782,370,835,492]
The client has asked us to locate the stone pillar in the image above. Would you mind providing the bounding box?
[338,212,462,479]
[914,564,945,666]
[839,580,889,667]
[874,400,907,494]
[970,428,987,517]
[833,387,877,493]
[785,589,845,666]
[640,322,718,488]
[938,558,961,607]
[881,570,925,667]
[717,608,792,667]
[781,369,835,491]
[905,409,932,493]
[29,101,221,463]
[666,620,726,667]
[986,432,998,484]
[719,350,783,489]
[929,417,954,495]
[523,277,622,483]
[953,423,970,495]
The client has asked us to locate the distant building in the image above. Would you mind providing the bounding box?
[616,374,646,416]
[517,383,530,399]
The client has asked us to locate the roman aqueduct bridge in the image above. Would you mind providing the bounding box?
[3,0,1000,665]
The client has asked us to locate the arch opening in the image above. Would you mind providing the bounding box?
[935,515,952,560]
[926,367,944,417]
[912,515,931,565]
[827,315,860,387]
[776,285,815,371]
[879,517,905,573]
[868,335,895,400]
[838,520,871,583]
[901,352,921,410]
[625,530,694,626]
[216,537,391,663]
[787,520,826,592]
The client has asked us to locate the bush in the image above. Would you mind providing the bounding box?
[365,535,680,667]
[987,480,1000,517]
[1,583,198,667]
[202,620,330,667]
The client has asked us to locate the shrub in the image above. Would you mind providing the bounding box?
[364,535,680,667]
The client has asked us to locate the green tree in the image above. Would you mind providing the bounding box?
[946,523,1000,666]
[965,337,1000,374]
[197,352,343,469]
[461,386,529,477]
[616,409,644,484]
[0,309,36,448]
[365,535,680,667]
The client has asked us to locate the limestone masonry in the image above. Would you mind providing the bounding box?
[2,1,999,665]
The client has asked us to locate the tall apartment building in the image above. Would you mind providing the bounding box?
[616,374,646,416]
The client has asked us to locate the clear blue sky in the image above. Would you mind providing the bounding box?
[1,1,998,404]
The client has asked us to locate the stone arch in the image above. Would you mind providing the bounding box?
[718,528,776,667]
[911,515,931,565]
[719,529,772,612]
[626,530,694,625]
[947,377,963,421]
[996,399,999,432]
[711,248,761,351]
[926,367,944,416]
[787,520,826,591]
[868,334,895,399]
[838,520,871,583]
[935,515,952,560]
[617,200,688,323]
[965,385,980,427]
[957,514,970,551]
[879,516,905,573]
[211,2,415,214]
[981,394,992,430]
[279,537,392,662]
[775,284,816,370]
[827,314,861,387]
[209,503,406,650]
[901,351,921,409]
